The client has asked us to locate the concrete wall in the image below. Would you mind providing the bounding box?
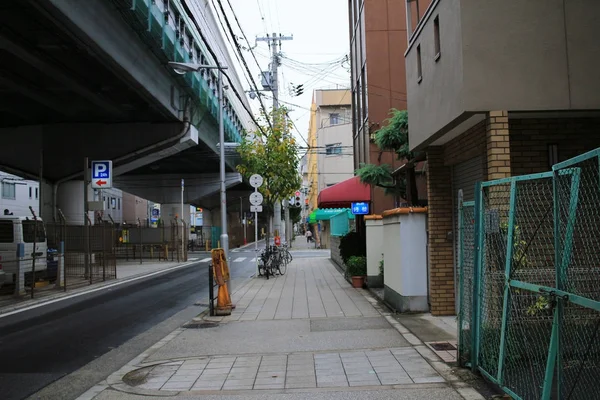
[57,181,123,225]
[330,235,343,269]
[382,212,428,312]
[406,0,464,151]
[406,0,600,150]
[365,217,384,287]
[122,192,149,225]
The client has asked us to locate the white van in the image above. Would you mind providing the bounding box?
[0,216,47,284]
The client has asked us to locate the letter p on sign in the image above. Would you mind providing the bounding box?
[91,160,113,189]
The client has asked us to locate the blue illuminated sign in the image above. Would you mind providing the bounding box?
[351,202,370,215]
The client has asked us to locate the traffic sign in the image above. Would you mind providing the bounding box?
[91,160,113,189]
[249,174,263,188]
[249,192,263,206]
[250,205,263,212]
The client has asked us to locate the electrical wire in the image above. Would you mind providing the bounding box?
[178,0,267,136]
[214,0,274,133]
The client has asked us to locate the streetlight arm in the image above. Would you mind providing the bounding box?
[168,61,228,72]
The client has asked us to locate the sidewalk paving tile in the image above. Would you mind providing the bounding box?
[113,256,475,398]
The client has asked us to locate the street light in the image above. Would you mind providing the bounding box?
[168,61,231,262]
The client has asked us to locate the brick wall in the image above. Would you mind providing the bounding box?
[444,120,486,166]
[510,117,600,175]
[487,111,512,180]
[330,235,344,269]
[426,147,455,315]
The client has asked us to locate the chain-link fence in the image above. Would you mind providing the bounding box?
[458,148,600,399]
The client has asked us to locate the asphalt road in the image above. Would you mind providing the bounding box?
[0,256,257,400]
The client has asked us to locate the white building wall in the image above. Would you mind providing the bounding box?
[57,181,123,225]
[0,172,39,217]
[316,121,354,192]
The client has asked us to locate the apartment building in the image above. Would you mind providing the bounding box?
[348,0,413,214]
[405,0,600,315]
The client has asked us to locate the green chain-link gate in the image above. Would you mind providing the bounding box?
[458,148,600,399]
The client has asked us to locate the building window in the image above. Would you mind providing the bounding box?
[326,143,342,155]
[35,187,38,199]
[0,220,13,243]
[2,183,15,200]
[29,187,32,199]
[434,16,441,60]
[330,113,340,125]
[417,45,423,83]
[118,198,121,210]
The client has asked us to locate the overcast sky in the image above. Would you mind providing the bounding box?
[213,0,350,146]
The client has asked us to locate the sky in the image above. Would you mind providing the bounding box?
[211,0,351,146]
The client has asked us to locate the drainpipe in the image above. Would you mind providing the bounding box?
[53,114,192,222]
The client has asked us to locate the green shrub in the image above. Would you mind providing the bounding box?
[339,231,366,264]
[346,256,367,276]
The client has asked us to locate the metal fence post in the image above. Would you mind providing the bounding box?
[456,190,464,366]
[209,263,214,316]
[496,180,517,384]
[14,243,26,297]
[471,181,484,371]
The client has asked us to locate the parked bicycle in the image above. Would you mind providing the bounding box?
[258,245,292,279]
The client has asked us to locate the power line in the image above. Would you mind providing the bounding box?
[214,0,274,133]
[178,0,266,135]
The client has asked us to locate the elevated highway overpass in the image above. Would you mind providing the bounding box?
[0,0,254,225]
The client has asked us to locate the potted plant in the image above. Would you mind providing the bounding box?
[346,256,367,288]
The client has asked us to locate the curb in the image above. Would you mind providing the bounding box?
[356,288,485,400]
[0,260,201,319]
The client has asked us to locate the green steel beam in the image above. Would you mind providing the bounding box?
[457,193,465,367]
[509,280,600,312]
[552,148,600,171]
[481,172,553,188]
[463,201,475,207]
[496,180,517,384]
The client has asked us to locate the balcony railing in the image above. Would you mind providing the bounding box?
[111,0,243,143]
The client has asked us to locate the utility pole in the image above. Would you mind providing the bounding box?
[256,33,293,243]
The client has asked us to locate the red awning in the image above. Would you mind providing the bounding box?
[317,176,371,208]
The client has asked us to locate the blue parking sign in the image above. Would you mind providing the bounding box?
[91,160,113,189]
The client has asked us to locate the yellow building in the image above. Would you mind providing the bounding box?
[307,101,319,212]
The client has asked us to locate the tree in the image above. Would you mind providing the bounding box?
[236,106,302,239]
[355,109,421,205]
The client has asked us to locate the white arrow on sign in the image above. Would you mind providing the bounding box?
[250,205,263,212]
[249,174,263,188]
[249,192,263,206]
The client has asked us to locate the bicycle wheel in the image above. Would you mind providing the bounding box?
[285,250,293,264]
[277,258,287,275]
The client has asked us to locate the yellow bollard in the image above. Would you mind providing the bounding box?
[206,240,209,252]
[217,240,220,249]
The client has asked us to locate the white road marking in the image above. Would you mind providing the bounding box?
[250,258,256,262]
[233,257,246,262]
[188,258,199,261]
[0,259,201,319]
[199,258,211,263]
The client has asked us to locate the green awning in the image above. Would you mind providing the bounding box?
[309,208,355,224]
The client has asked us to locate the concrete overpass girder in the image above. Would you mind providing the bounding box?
[114,173,243,204]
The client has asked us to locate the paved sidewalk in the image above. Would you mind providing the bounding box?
[79,256,484,400]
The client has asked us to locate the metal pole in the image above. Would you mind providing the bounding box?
[241,197,247,245]
[255,209,259,276]
[218,68,229,261]
[272,34,282,241]
[181,178,184,260]
[83,157,90,282]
